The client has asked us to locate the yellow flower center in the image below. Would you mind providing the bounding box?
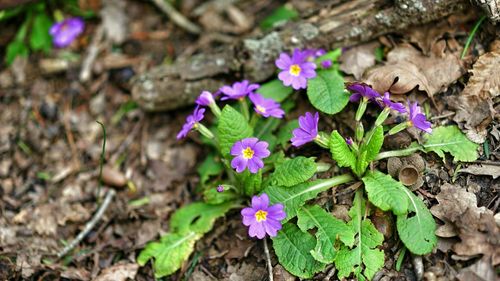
[289,64,301,76]
[256,105,266,114]
[242,147,255,159]
[255,210,268,222]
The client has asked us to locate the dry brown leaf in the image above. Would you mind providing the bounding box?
[457,257,497,281]
[452,40,500,143]
[339,42,378,79]
[430,184,500,265]
[460,164,500,179]
[94,263,139,281]
[363,44,465,97]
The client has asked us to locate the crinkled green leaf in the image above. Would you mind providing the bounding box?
[329,130,356,169]
[272,223,326,279]
[276,120,298,147]
[335,191,384,281]
[237,169,263,196]
[197,153,223,186]
[257,78,294,102]
[297,205,355,263]
[137,232,200,278]
[217,105,253,156]
[362,171,408,215]
[396,190,437,255]
[423,125,479,162]
[138,202,234,278]
[362,125,384,163]
[355,150,368,177]
[307,69,349,114]
[265,175,354,222]
[270,156,316,187]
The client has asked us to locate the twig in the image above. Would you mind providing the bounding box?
[57,189,116,259]
[80,25,105,82]
[95,121,107,201]
[151,0,201,34]
[323,265,337,281]
[263,237,273,281]
[63,100,81,171]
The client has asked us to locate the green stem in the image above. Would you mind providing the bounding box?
[374,146,421,161]
[96,121,107,202]
[355,99,368,121]
[314,132,330,149]
[196,123,215,139]
[461,15,486,59]
[316,162,331,173]
[239,98,250,121]
[209,102,222,118]
[322,174,355,189]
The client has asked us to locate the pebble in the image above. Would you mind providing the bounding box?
[101,166,127,188]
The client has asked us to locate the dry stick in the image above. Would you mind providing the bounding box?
[80,25,105,82]
[151,0,201,34]
[57,189,116,259]
[263,237,273,281]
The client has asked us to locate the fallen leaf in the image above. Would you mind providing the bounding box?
[339,42,378,79]
[94,263,139,281]
[452,40,500,143]
[460,164,500,179]
[456,257,497,281]
[100,0,128,44]
[364,44,465,97]
[430,184,500,265]
[60,267,91,281]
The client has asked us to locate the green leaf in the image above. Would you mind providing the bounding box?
[257,79,294,102]
[0,6,24,22]
[217,105,253,156]
[329,130,356,169]
[396,190,437,255]
[335,191,384,281]
[423,125,479,162]
[265,174,354,222]
[197,153,223,186]
[138,202,234,277]
[307,70,349,114]
[270,156,316,187]
[297,205,355,263]
[272,223,326,279]
[30,12,53,52]
[276,120,298,147]
[170,202,234,234]
[362,171,408,215]
[6,40,29,65]
[315,48,342,64]
[354,150,368,177]
[260,6,298,31]
[137,231,200,278]
[236,170,263,196]
[362,126,384,163]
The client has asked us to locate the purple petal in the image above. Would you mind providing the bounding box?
[247,158,264,173]
[230,141,244,156]
[252,194,269,210]
[276,53,292,69]
[412,114,432,133]
[231,156,248,173]
[248,222,266,239]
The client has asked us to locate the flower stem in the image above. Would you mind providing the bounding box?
[314,132,330,149]
[196,123,215,139]
[355,99,368,121]
[374,145,421,161]
[209,102,222,118]
[239,98,250,121]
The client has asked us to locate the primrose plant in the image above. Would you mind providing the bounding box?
[138,48,479,279]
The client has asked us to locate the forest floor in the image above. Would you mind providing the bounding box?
[0,0,498,280]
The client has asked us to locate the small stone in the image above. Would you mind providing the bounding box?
[101,166,127,187]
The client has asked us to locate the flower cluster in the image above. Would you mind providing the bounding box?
[347,82,432,133]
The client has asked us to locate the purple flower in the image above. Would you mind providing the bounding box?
[276,49,317,90]
[216,185,224,192]
[347,82,381,102]
[291,112,319,147]
[379,92,406,113]
[196,91,215,106]
[408,101,432,133]
[241,193,286,239]
[176,106,205,139]
[320,59,333,69]
[230,138,270,174]
[345,137,353,146]
[49,18,85,48]
[219,80,260,101]
[249,93,284,118]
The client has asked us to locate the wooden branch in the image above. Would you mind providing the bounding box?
[132,0,472,112]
